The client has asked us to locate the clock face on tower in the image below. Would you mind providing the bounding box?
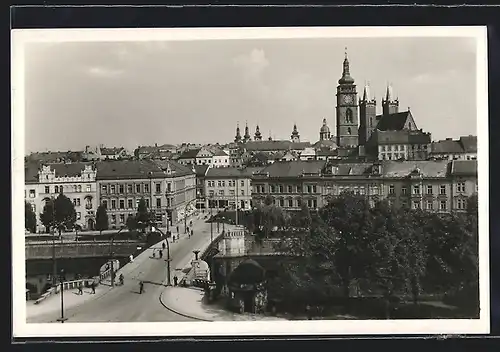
[342,95,353,104]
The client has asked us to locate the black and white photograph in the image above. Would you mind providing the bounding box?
[12,26,489,337]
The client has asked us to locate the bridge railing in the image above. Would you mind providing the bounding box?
[25,241,143,260]
[34,278,95,305]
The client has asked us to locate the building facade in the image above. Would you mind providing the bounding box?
[96,159,196,228]
[429,136,478,161]
[251,160,477,214]
[204,167,254,211]
[24,162,98,232]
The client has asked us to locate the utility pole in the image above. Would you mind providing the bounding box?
[235,175,239,226]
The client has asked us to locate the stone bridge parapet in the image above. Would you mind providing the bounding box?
[25,240,144,260]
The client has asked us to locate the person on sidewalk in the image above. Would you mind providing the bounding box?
[159,250,163,259]
[173,276,178,286]
[162,241,166,251]
[119,274,124,286]
[190,229,194,238]
[176,225,179,234]
[139,281,144,294]
[152,250,156,259]
[91,281,96,294]
[78,281,83,295]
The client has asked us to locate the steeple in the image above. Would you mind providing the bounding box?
[338,47,355,85]
[234,122,242,143]
[319,118,331,141]
[382,82,399,116]
[359,82,377,146]
[254,124,262,141]
[243,121,251,142]
[291,123,300,143]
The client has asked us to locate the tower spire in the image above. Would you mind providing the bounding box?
[338,47,354,84]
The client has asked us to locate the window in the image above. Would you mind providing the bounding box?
[28,189,35,198]
[372,186,379,195]
[347,127,352,135]
[218,181,222,187]
[101,185,107,194]
[229,190,235,196]
[412,200,421,209]
[287,185,293,193]
[209,190,214,197]
[346,108,353,123]
[119,200,125,209]
[296,198,302,207]
[288,199,293,207]
[102,200,108,209]
[45,186,50,194]
[73,198,81,206]
[145,199,150,208]
[439,185,446,195]
[279,199,284,207]
[111,215,116,224]
[76,212,81,220]
[457,198,467,210]
[136,184,141,193]
[78,185,82,192]
[55,186,59,193]
[219,190,224,196]
[128,199,133,209]
[278,185,283,193]
[127,184,133,193]
[401,186,407,195]
[312,185,317,193]
[427,185,433,195]
[241,189,244,196]
[360,187,366,195]
[111,185,116,194]
[399,145,404,151]
[221,181,225,187]
[457,182,466,193]
[156,183,161,193]
[86,185,91,192]
[111,199,116,209]
[412,185,420,195]
[241,180,244,187]
[312,199,317,208]
[307,185,312,193]
[156,198,161,208]
[144,184,149,193]
[440,200,447,211]
[270,185,275,193]
[389,185,395,195]
[119,214,125,223]
[426,201,433,210]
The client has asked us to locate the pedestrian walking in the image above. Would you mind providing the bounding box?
[139,281,144,294]
[159,249,163,259]
[190,229,194,238]
[78,281,83,295]
[119,274,124,286]
[176,225,179,234]
[162,241,166,251]
[91,281,96,294]
[173,276,178,286]
[152,250,156,258]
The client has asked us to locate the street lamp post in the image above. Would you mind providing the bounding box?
[110,226,126,287]
[151,226,171,286]
[57,269,68,323]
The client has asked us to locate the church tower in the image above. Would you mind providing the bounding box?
[234,123,242,143]
[291,124,300,143]
[319,118,331,141]
[382,84,399,116]
[254,125,262,141]
[336,49,359,147]
[243,122,251,143]
[359,83,377,146]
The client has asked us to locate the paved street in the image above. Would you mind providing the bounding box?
[27,214,228,323]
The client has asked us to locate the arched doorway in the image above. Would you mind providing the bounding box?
[88,218,95,231]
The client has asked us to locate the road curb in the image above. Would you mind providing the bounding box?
[159,287,213,322]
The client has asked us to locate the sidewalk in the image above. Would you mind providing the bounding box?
[160,287,286,321]
[26,237,168,320]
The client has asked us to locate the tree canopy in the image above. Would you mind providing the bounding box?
[25,202,37,233]
[95,204,109,234]
[39,194,76,233]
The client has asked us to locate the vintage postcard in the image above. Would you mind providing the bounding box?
[12,26,489,338]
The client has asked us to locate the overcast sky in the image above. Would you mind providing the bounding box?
[24,36,477,153]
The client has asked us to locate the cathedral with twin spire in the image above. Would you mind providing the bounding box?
[232,49,432,161]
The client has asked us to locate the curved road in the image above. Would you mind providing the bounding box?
[27,215,223,323]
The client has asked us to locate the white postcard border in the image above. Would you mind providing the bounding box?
[11,26,490,337]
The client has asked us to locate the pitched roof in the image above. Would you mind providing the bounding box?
[459,136,477,153]
[100,147,125,156]
[430,136,477,155]
[328,162,373,176]
[450,160,477,176]
[375,111,413,131]
[382,160,450,178]
[96,159,193,180]
[257,160,327,178]
[374,129,431,145]
[178,148,202,159]
[25,162,93,183]
[25,162,41,183]
[205,167,253,178]
[213,149,229,157]
[194,165,210,177]
[244,141,292,151]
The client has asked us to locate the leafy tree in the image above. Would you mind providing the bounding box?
[39,194,76,234]
[135,197,151,232]
[40,199,55,233]
[252,196,286,239]
[95,204,109,234]
[126,214,137,231]
[25,202,37,233]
